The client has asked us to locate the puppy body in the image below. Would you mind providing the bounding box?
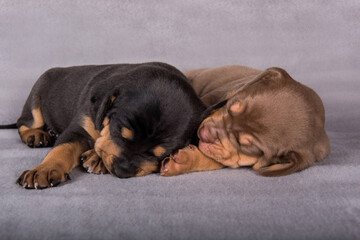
[186,65,262,106]
[161,65,330,177]
[17,62,205,189]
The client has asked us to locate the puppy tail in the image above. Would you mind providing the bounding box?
[0,123,17,129]
[256,152,309,177]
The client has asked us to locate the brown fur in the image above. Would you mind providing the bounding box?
[18,107,51,147]
[153,146,166,157]
[136,161,159,177]
[121,127,133,140]
[161,65,330,177]
[27,108,45,128]
[81,149,108,174]
[16,62,207,188]
[17,142,82,189]
[82,116,101,141]
[94,119,122,174]
[19,126,51,147]
[160,145,223,176]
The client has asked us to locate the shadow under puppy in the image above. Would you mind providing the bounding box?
[16,62,205,189]
[161,65,330,177]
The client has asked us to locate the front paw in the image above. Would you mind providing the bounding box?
[17,165,71,189]
[160,145,195,177]
[81,149,108,174]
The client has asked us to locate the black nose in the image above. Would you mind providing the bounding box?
[111,167,130,178]
[111,158,137,178]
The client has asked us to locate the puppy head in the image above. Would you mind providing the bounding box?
[198,68,330,176]
[92,68,205,178]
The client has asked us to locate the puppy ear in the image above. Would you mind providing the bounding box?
[95,92,118,130]
[255,151,312,177]
[245,67,291,91]
[200,99,228,120]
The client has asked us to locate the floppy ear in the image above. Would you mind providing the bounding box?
[243,67,290,92]
[94,90,119,130]
[95,96,112,130]
[255,151,313,177]
[200,99,228,121]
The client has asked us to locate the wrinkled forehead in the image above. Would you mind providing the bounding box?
[228,75,307,108]
[229,91,313,136]
[204,68,312,123]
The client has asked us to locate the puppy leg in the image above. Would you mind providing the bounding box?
[16,125,92,189]
[17,97,52,148]
[160,144,224,177]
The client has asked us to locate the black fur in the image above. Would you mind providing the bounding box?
[17,62,206,178]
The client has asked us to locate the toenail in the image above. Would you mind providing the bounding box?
[65,174,71,180]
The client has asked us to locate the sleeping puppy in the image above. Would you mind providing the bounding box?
[161,65,330,177]
[16,62,205,189]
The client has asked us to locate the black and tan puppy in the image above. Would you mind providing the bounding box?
[161,65,330,177]
[16,62,205,189]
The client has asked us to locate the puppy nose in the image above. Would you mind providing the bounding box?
[198,125,216,143]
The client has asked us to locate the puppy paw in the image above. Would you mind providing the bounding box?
[21,129,52,148]
[16,164,71,189]
[81,149,108,174]
[160,145,195,177]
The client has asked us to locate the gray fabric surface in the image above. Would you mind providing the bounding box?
[1,1,359,239]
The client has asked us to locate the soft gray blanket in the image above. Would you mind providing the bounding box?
[1,1,359,239]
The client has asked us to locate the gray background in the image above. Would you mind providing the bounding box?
[0,0,359,239]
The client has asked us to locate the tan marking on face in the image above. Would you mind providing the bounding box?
[82,116,100,141]
[95,121,121,173]
[230,101,244,114]
[121,127,133,140]
[31,108,45,129]
[239,134,253,146]
[153,145,166,157]
[111,96,116,102]
[135,161,159,177]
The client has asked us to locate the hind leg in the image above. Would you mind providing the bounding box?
[19,124,52,148]
[17,122,93,189]
[17,96,53,148]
